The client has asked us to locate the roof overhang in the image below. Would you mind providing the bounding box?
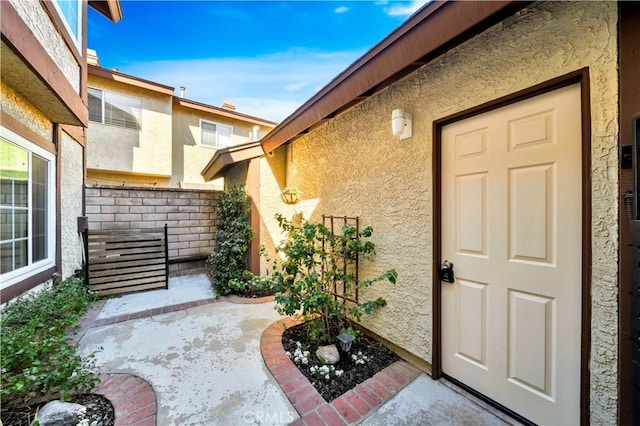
[1,2,89,125]
[260,0,531,153]
[88,65,175,95]
[173,98,278,127]
[88,0,123,23]
[201,141,265,181]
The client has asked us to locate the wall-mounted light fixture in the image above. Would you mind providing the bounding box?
[392,108,412,140]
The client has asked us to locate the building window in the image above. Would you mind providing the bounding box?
[52,0,82,49]
[200,120,233,149]
[88,87,142,130]
[0,128,56,288]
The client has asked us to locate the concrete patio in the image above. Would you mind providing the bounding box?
[77,273,519,425]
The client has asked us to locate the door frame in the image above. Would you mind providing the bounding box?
[431,68,592,425]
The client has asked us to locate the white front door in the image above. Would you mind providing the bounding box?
[441,84,582,425]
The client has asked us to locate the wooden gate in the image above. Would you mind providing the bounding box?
[86,226,168,296]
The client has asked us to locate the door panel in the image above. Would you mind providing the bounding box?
[441,84,581,425]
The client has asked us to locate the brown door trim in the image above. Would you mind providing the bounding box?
[431,68,592,425]
[617,2,640,423]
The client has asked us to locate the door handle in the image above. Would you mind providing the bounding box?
[440,260,455,283]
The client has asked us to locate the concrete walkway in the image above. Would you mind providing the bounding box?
[77,273,518,425]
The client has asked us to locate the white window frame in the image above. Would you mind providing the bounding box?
[51,0,82,50]
[199,119,233,149]
[0,127,56,289]
[88,87,142,130]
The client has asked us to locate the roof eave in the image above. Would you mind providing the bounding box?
[173,98,278,128]
[201,141,265,181]
[260,0,531,153]
[88,0,123,23]
[88,64,175,95]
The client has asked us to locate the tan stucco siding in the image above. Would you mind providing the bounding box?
[1,82,53,140]
[60,131,84,278]
[86,77,173,178]
[170,107,257,188]
[9,0,80,93]
[257,149,294,273]
[262,2,618,422]
[2,80,84,286]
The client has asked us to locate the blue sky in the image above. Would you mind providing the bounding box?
[88,1,428,122]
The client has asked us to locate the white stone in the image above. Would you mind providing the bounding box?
[36,400,86,426]
[316,344,340,365]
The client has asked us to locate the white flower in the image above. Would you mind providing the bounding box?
[285,351,292,358]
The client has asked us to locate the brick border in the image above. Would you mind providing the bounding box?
[261,318,422,425]
[94,373,156,426]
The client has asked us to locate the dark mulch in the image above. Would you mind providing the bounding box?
[282,321,399,402]
[1,393,114,426]
[231,288,274,298]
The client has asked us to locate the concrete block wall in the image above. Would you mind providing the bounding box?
[85,185,221,274]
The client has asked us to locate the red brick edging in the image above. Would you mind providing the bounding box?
[94,373,156,426]
[261,318,422,425]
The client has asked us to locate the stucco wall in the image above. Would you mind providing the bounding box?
[170,106,261,189]
[260,2,619,422]
[86,76,173,178]
[60,132,84,278]
[0,82,53,140]
[9,0,80,93]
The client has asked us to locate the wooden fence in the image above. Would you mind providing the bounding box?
[86,226,168,296]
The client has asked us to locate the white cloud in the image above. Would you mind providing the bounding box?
[383,0,430,17]
[123,48,365,123]
[334,5,349,14]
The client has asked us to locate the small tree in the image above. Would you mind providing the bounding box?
[269,214,397,342]
[207,185,254,296]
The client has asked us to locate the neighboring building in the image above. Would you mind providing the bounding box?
[86,61,276,190]
[1,0,121,302]
[204,2,638,424]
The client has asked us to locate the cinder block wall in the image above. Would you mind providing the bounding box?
[84,185,221,274]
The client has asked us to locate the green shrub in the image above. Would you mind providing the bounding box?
[1,276,100,406]
[268,214,397,342]
[207,185,255,296]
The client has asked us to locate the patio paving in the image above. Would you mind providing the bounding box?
[77,274,519,425]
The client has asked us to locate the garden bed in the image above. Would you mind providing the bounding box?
[282,321,399,402]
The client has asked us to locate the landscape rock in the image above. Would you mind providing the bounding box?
[316,344,340,364]
[36,400,87,426]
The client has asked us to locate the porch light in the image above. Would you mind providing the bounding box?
[392,108,412,140]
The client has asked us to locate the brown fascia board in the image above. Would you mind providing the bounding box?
[0,3,87,125]
[201,141,264,181]
[88,65,175,95]
[173,97,278,128]
[88,0,123,23]
[261,0,531,153]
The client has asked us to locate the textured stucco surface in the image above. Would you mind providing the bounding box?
[60,132,84,278]
[9,0,80,93]
[171,106,262,188]
[258,2,619,422]
[86,76,173,178]
[0,82,53,140]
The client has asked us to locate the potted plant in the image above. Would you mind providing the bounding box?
[280,187,302,205]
